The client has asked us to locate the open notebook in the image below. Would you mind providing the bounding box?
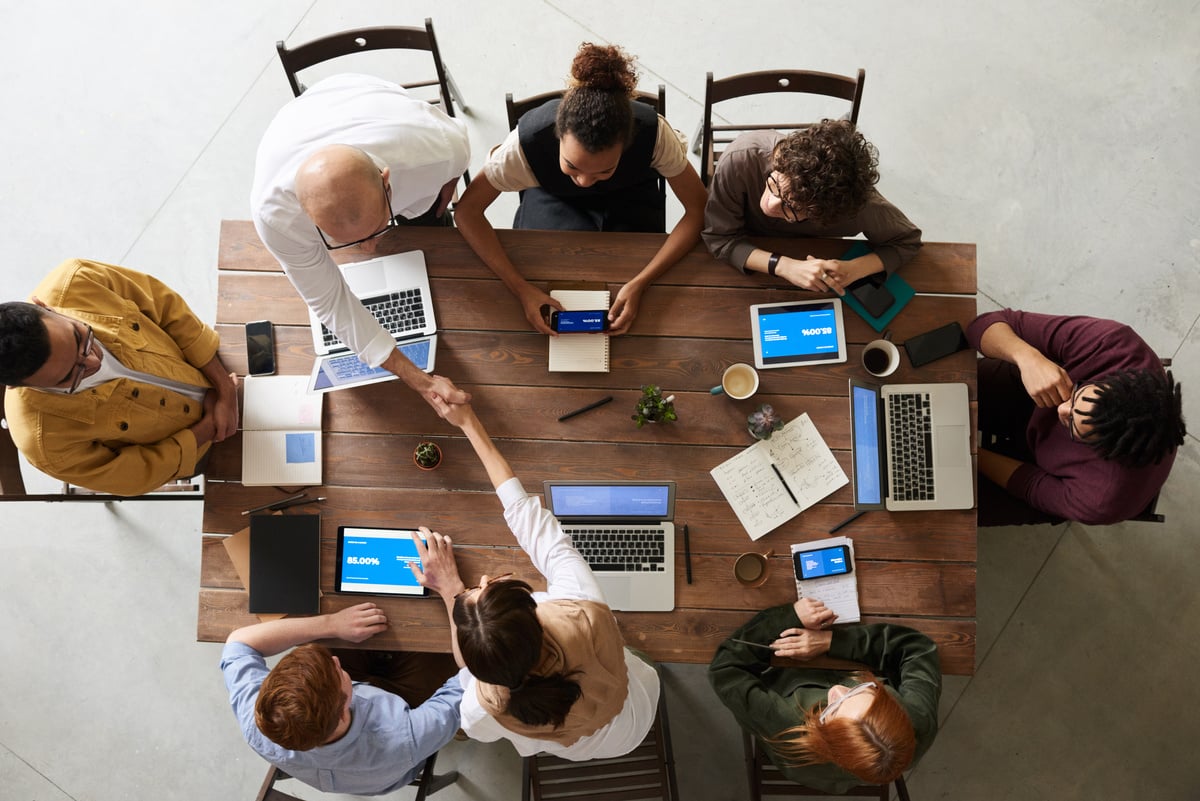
[548,289,611,372]
[242,375,324,486]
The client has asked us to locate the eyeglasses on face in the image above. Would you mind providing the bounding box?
[66,325,96,394]
[315,175,396,250]
[1065,382,1096,443]
[766,174,805,223]
[455,572,515,599]
[819,681,877,724]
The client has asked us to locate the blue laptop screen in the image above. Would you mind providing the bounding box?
[852,384,884,505]
[757,303,840,363]
[548,484,671,519]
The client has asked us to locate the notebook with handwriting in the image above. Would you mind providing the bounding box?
[548,289,611,372]
[791,535,861,623]
[710,414,848,540]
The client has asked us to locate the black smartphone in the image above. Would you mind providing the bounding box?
[549,309,610,333]
[904,321,969,368]
[847,275,895,318]
[793,544,853,581]
[245,320,276,376]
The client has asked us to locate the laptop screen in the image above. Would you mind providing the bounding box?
[545,482,674,520]
[850,382,885,506]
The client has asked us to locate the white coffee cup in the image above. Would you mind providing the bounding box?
[862,339,901,377]
[713,363,759,400]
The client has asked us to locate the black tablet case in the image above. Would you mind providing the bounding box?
[249,514,320,614]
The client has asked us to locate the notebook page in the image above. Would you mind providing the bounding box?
[791,536,861,623]
[548,290,611,372]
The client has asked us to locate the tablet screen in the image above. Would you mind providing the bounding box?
[751,299,847,369]
[336,527,428,596]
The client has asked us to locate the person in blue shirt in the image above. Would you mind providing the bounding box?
[221,600,462,796]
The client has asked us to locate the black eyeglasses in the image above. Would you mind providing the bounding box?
[766,174,805,223]
[66,325,96,394]
[315,175,396,250]
[455,572,514,599]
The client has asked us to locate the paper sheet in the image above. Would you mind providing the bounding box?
[791,536,861,623]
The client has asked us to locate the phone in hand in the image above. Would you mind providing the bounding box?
[793,544,853,581]
[904,322,969,368]
[549,309,610,333]
[847,275,895,318]
[245,320,276,376]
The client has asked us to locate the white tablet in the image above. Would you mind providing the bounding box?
[750,298,848,369]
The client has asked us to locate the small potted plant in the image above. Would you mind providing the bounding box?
[632,385,677,428]
[747,404,784,440]
[412,441,443,470]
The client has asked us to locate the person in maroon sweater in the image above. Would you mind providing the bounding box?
[966,309,1185,526]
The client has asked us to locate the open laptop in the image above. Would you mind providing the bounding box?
[306,250,438,393]
[848,378,974,511]
[543,480,676,612]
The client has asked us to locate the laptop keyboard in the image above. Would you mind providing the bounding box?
[321,289,427,349]
[887,392,935,501]
[567,528,668,572]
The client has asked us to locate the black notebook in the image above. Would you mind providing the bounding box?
[249,514,320,614]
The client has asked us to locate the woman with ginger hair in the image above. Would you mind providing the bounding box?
[708,599,941,791]
[454,41,707,335]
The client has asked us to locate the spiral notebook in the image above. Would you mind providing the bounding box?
[548,289,611,372]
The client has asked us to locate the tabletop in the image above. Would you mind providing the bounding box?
[198,221,978,675]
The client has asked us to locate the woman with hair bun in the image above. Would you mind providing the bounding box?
[709,600,941,792]
[410,399,659,760]
[455,42,707,335]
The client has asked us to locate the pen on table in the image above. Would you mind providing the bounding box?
[558,395,613,422]
[273,496,326,512]
[683,523,693,584]
[828,510,865,534]
[770,463,799,506]
[241,492,306,516]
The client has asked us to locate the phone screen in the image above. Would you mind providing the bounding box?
[246,320,276,376]
[794,545,852,580]
[904,322,968,368]
[552,310,608,333]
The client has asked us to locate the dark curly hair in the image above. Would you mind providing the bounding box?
[771,120,880,223]
[1079,369,1186,467]
[555,42,639,152]
[453,578,582,728]
[0,302,52,385]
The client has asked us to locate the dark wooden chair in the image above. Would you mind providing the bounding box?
[255,751,458,801]
[521,681,679,801]
[743,732,910,800]
[698,68,865,186]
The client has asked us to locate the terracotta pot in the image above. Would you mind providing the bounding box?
[413,442,442,471]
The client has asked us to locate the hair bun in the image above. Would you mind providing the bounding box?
[569,42,638,94]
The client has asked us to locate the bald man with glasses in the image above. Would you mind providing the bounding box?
[0,259,238,496]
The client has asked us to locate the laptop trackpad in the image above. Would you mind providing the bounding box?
[936,426,970,467]
[598,576,634,611]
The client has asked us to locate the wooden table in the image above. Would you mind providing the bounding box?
[199,222,977,675]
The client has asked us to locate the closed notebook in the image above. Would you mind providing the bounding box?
[249,514,320,615]
[548,289,611,372]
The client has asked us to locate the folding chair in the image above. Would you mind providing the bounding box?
[698,68,865,186]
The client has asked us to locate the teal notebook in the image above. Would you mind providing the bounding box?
[838,241,914,332]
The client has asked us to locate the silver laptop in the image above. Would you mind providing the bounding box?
[848,378,974,511]
[543,481,676,612]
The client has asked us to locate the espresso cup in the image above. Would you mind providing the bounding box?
[734,550,773,588]
[711,363,760,400]
[862,339,901,377]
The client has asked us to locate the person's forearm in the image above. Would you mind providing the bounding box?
[459,411,515,489]
[630,203,703,288]
[227,614,339,656]
[455,181,535,300]
[978,447,1023,489]
[382,347,430,390]
[977,321,1042,367]
[199,354,235,393]
[842,252,885,282]
[439,592,467,668]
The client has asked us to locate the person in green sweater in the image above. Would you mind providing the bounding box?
[708,599,941,792]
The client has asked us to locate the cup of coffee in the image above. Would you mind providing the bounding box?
[712,363,760,400]
[862,339,901,377]
[734,550,773,588]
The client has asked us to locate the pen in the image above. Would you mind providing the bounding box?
[558,395,613,421]
[828,510,865,534]
[242,492,307,516]
[683,523,693,584]
[729,638,775,650]
[770,463,799,506]
[273,496,327,512]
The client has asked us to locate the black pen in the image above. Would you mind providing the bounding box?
[770,463,799,506]
[729,638,775,650]
[683,523,693,584]
[242,492,306,516]
[273,495,327,512]
[828,510,865,534]
[558,395,613,422]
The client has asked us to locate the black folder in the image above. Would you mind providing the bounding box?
[249,514,320,614]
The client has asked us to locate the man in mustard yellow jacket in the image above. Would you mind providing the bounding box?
[1,259,239,496]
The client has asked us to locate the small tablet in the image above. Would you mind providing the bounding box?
[750,298,848,369]
[335,526,429,596]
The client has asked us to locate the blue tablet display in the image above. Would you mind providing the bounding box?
[336,527,427,595]
[751,299,847,369]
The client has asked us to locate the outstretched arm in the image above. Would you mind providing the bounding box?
[226,602,388,657]
[429,397,514,490]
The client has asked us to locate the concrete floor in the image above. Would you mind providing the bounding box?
[1,2,1197,799]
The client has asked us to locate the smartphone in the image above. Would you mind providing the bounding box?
[847,275,895,318]
[245,320,276,376]
[904,321,969,368]
[549,309,610,333]
[793,545,853,581]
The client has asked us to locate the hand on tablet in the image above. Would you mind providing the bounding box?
[409,527,465,599]
[330,602,389,643]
